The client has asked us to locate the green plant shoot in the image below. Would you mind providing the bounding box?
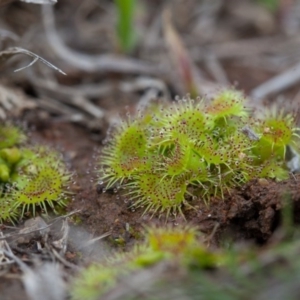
[115,0,137,53]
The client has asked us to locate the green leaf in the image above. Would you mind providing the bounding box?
[115,0,137,53]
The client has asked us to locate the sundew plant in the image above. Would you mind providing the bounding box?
[98,89,300,218]
[0,124,71,223]
[71,225,218,300]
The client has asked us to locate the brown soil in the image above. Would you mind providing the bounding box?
[0,279,28,300]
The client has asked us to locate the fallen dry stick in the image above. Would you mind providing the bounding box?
[0,47,66,75]
[42,4,161,75]
[251,61,300,100]
[0,0,56,5]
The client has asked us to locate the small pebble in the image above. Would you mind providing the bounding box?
[258,178,269,186]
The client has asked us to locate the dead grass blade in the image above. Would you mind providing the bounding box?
[0,0,56,5]
[0,210,80,241]
[0,84,36,120]
[163,8,200,98]
[0,47,66,75]
[251,61,300,101]
[21,0,56,3]
[0,29,19,42]
[22,263,66,300]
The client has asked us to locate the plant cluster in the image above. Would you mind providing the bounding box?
[99,89,300,218]
[0,124,71,224]
[71,225,218,300]
[72,224,300,300]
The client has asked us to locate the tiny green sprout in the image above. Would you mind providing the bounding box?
[98,89,300,219]
[114,0,137,54]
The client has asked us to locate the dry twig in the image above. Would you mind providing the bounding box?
[251,61,300,100]
[0,47,66,74]
[42,4,160,75]
[0,0,57,4]
[0,84,35,119]
[0,210,80,241]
